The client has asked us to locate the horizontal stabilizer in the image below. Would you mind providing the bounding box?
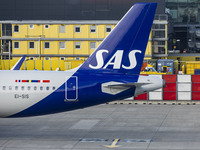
[11,55,26,70]
[106,82,150,89]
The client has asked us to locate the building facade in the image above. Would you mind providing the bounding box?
[0,18,168,61]
[0,0,168,71]
[166,0,200,53]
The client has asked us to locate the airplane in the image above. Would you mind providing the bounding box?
[0,3,165,118]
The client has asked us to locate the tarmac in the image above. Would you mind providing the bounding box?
[0,103,200,150]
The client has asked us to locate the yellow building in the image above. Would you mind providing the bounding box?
[0,16,168,70]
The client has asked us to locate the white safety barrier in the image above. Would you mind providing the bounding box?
[133,75,200,101]
[149,75,163,100]
[177,75,191,100]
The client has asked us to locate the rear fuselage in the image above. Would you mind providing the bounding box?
[0,70,136,117]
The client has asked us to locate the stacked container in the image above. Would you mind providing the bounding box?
[177,75,191,100]
[163,75,177,100]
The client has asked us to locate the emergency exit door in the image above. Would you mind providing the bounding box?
[65,76,78,101]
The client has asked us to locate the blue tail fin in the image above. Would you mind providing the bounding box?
[78,3,157,75]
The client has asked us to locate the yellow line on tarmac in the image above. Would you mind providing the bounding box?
[103,139,121,148]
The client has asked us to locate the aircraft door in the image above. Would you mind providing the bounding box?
[65,76,78,101]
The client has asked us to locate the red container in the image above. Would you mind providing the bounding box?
[192,75,200,83]
[192,92,200,100]
[163,75,177,83]
[164,83,176,92]
[192,83,200,92]
[134,93,147,100]
[163,92,176,100]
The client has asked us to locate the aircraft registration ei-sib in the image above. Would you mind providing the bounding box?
[0,3,165,118]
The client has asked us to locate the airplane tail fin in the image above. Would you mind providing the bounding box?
[77,3,157,75]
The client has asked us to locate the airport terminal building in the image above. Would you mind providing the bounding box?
[0,0,167,70]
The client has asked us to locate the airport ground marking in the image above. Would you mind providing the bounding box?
[103,139,121,148]
[124,139,153,143]
[79,138,108,142]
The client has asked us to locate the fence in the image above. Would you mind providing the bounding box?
[0,59,84,71]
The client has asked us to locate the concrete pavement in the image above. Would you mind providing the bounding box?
[0,104,200,150]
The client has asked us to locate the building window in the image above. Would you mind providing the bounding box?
[75,42,81,49]
[14,42,19,49]
[196,57,200,61]
[75,26,81,32]
[29,24,34,29]
[90,25,96,33]
[44,24,49,29]
[158,41,165,46]
[14,25,19,32]
[59,25,65,33]
[45,57,50,60]
[29,42,35,49]
[106,26,112,32]
[160,24,165,29]
[59,42,65,49]
[153,31,165,38]
[90,42,96,49]
[44,42,50,49]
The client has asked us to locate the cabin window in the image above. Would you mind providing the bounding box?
[21,86,24,91]
[27,86,31,91]
[34,86,37,91]
[46,87,49,90]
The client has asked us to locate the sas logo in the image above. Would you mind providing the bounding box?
[89,49,142,69]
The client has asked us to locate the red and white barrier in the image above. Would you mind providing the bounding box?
[163,75,176,100]
[149,75,163,101]
[192,75,200,100]
[177,75,191,100]
[134,75,200,101]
